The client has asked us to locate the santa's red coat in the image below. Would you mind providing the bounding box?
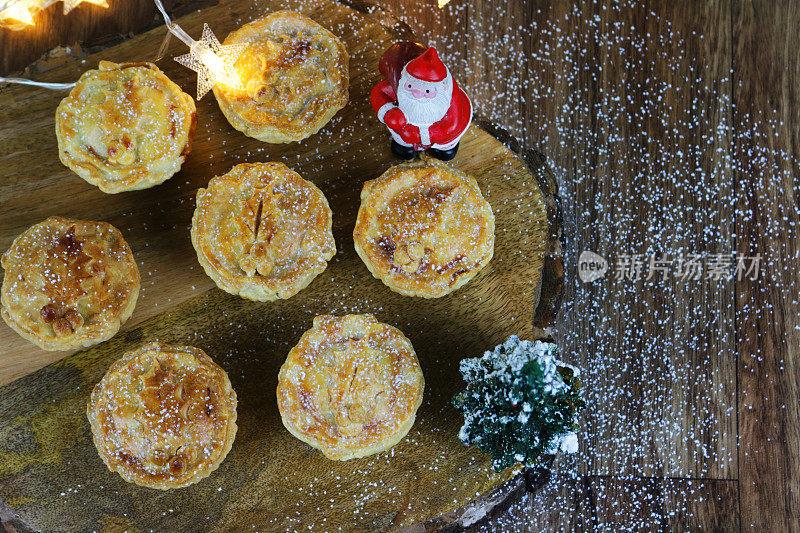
[370,79,472,149]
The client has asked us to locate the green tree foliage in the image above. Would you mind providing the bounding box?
[452,336,584,472]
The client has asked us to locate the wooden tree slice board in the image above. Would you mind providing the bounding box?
[0,1,557,531]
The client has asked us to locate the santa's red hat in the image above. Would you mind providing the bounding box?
[405,47,448,82]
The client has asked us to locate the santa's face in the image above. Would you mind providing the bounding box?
[406,80,438,100]
[397,72,453,126]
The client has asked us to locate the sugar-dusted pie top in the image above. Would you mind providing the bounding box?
[1,217,139,351]
[55,61,196,193]
[87,342,238,489]
[191,162,336,301]
[277,314,425,460]
[213,11,349,143]
[353,158,495,298]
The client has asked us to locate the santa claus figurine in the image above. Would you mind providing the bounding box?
[371,42,472,161]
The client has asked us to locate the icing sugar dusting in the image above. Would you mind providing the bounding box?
[14,0,787,530]
[392,0,781,530]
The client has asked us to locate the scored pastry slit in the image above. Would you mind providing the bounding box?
[253,197,265,243]
[191,162,336,301]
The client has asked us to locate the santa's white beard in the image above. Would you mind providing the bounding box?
[397,82,453,126]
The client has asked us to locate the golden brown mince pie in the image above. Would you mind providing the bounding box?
[353,158,495,298]
[191,162,336,301]
[213,11,349,143]
[55,61,196,193]
[87,342,238,489]
[1,217,139,351]
[277,314,425,460]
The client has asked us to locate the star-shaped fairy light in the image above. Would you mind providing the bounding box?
[174,23,246,100]
[62,0,107,15]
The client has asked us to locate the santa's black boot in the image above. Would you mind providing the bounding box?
[391,140,417,160]
[427,143,459,161]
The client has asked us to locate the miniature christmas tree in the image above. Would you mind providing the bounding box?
[452,335,584,472]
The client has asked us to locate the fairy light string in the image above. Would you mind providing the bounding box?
[0,0,245,99]
[153,0,246,99]
[0,76,75,89]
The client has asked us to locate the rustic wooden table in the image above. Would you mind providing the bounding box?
[1,0,797,531]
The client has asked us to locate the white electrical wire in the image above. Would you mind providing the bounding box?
[152,0,194,48]
[0,76,76,89]
[0,0,213,91]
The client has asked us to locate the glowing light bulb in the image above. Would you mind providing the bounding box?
[174,23,247,99]
[438,0,451,7]
[0,0,35,27]
[0,0,108,29]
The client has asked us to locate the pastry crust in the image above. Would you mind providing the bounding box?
[1,217,140,351]
[55,61,196,193]
[191,162,336,301]
[212,11,349,143]
[353,158,495,298]
[277,314,425,460]
[87,342,238,489]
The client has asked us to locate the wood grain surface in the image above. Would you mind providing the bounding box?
[733,1,800,531]
[0,0,555,531]
[3,0,800,531]
[381,0,794,530]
